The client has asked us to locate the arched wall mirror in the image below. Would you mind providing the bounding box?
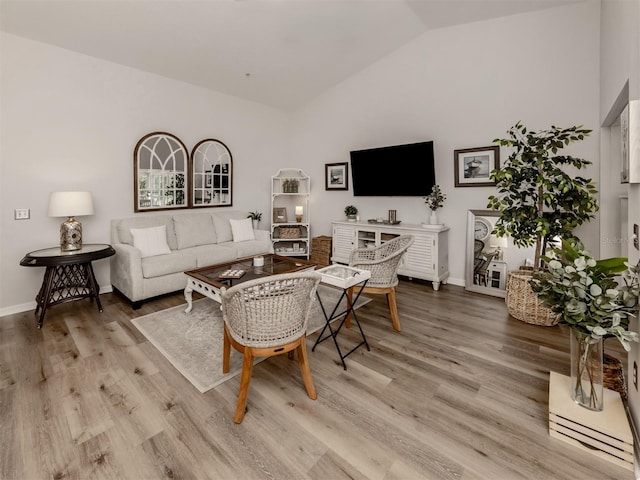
[465,209,535,298]
[190,139,233,207]
[134,132,189,212]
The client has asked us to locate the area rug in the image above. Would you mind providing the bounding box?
[131,286,370,393]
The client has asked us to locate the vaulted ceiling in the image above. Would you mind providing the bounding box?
[1,0,580,110]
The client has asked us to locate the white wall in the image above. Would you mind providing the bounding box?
[600,0,640,472]
[288,1,601,286]
[0,2,603,314]
[0,33,289,315]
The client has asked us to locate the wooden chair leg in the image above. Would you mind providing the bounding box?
[222,324,231,373]
[234,348,254,424]
[296,337,317,400]
[387,287,401,332]
[345,287,354,328]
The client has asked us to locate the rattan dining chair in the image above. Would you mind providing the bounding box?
[220,271,321,424]
[346,234,414,332]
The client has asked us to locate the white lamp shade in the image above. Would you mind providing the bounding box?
[295,206,304,215]
[489,235,508,249]
[48,191,94,217]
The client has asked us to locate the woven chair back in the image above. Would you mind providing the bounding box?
[349,235,414,288]
[221,272,321,349]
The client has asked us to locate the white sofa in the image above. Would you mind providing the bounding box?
[110,210,271,308]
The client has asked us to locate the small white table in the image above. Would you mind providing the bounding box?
[312,265,371,370]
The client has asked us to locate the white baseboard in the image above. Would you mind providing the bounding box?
[0,285,113,319]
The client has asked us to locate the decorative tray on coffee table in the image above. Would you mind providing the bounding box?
[218,269,246,279]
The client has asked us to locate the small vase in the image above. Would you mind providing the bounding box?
[429,211,439,225]
[570,327,603,411]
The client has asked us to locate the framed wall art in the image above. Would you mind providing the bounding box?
[325,162,348,190]
[273,207,288,223]
[454,146,500,187]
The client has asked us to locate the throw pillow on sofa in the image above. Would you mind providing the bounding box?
[230,218,255,242]
[173,213,217,249]
[130,225,172,258]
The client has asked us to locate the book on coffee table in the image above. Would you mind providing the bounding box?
[218,269,246,279]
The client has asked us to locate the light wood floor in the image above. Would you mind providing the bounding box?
[0,279,633,480]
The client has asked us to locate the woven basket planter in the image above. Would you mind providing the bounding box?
[505,270,560,326]
[604,352,627,401]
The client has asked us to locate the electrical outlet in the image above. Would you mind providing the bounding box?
[634,361,638,391]
[14,208,30,220]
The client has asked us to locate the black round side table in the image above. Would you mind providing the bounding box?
[20,244,116,328]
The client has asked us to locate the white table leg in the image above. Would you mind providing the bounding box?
[184,283,193,313]
[432,281,441,291]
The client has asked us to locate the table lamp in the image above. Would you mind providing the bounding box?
[489,235,508,261]
[48,191,94,251]
[295,205,303,223]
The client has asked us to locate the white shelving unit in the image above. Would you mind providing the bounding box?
[271,169,310,259]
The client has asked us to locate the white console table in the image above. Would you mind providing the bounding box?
[331,221,449,290]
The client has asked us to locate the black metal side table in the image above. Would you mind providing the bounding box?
[20,244,115,328]
[312,265,371,370]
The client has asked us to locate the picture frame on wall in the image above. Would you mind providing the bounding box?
[273,207,287,223]
[325,162,349,190]
[454,146,500,187]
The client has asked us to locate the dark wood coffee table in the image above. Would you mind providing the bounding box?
[183,254,316,312]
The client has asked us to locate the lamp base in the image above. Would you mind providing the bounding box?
[296,215,303,223]
[60,217,83,251]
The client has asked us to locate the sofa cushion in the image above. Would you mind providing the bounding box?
[190,244,238,267]
[230,218,255,242]
[141,249,197,278]
[220,239,271,259]
[212,211,249,243]
[130,225,172,258]
[173,213,216,249]
[118,216,178,250]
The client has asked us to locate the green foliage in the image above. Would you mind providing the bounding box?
[247,211,262,221]
[531,239,640,351]
[423,184,446,211]
[487,122,598,270]
[344,205,358,216]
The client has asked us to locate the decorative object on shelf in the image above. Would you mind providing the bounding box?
[273,207,287,223]
[422,184,446,226]
[454,146,500,187]
[48,191,95,251]
[388,210,397,223]
[488,123,598,325]
[325,162,348,190]
[279,227,301,239]
[368,219,401,225]
[282,178,299,193]
[344,205,358,221]
[531,239,640,410]
[247,210,262,229]
[134,131,189,211]
[295,206,304,223]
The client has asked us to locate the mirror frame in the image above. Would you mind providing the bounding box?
[465,209,506,298]
[190,139,233,208]
[134,131,190,212]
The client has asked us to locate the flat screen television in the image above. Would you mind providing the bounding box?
[350,141,435,196]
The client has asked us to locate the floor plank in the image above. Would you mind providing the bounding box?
[0,280,633,479]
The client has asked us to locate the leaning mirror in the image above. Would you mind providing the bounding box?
[191,139,233,207]
[134,132,189,212]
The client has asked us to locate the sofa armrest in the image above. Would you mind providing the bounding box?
[110,243,144,302]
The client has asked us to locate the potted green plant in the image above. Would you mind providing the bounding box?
[344,205,358,221]
[487,122,599,325]
[531,239,639,410]
[422,184,446,225]
[247,210,262,229]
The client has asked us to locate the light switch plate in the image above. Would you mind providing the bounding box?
[14,208,30,220]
